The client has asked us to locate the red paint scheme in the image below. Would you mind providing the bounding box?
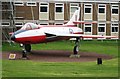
[14,32,83,44]
[15,35,46,44]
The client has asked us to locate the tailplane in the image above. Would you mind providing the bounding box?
[65,7,80,26]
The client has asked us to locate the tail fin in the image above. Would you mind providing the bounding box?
[65,7,80,25]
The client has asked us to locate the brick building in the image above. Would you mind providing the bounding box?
[1,0,120,40]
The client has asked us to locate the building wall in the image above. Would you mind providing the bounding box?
[1,1,120,40]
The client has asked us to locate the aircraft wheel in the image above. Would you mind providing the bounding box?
[24,44,31,52]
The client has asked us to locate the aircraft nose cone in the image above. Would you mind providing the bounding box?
[11,35,16,41]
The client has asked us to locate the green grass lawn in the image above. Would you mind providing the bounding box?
[2,40,119,77]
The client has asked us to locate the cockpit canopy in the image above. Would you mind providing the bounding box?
[20,23,39,30]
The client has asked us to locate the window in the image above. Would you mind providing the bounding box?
[40,24,48,25]
[14,17,24,20]
[70,3,79,12]
[84,4,92,13]
[40,6,47,12]
[84,24,92,32]
[55,3,64,13]
[112,5,119,14]
[98,27,105,32]
[26,2,37,6]
[85,8,91,13]
[2,22,10,26]
[85,27,91,32]
[98,4,106,13]
[55,24,63,25]
[40,3,48,12]
[14,2,24,6]
[56,7,62,12]
[98,24,106,32]
[111,23,118,32]
[15,22,23,27]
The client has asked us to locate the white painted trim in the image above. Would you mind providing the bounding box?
[55,3,64,13]
[70,3,79,18]
[14,1,24,6]
[15,22,23,27]
[84,24,92,34]
[97,23,106,34]
[1,22,10,26]
[39,2,49,13]
[111,23,119,33]
[55,3,64,20]
[84,4,93,20]
[84,4,92,14]
[98,4,106,21]
[111,5,119,15]
[111,4,119,21]
[39,23,48,25]
[26,2,37,6]
[55,23,63,25]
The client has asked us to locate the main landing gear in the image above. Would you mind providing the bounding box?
[70,38,80,58]
[21,44,31,59]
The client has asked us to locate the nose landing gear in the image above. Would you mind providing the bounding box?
[21,44,31,59]
[70,38,80,58]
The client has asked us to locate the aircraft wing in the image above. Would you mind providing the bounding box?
[45,33,118,38]
[57,34,118,38]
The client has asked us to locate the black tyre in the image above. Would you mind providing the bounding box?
[24,44,31,52]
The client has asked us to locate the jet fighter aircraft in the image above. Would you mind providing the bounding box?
[11,8,117,58]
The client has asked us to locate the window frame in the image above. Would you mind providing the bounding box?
[70,3,79,13]
[98,23,106,33]
[111,5,119,15]
[111,23,118,33]
[26,2,37,6]
[98,4,106,14]
[39,2,49,13]
[14,1,24,6]
[1,22,10,27]
[15,22,23,27]
[84,24,92,33]
[55,23,63,25]
[84,4,92,14]
[55,3,64,13]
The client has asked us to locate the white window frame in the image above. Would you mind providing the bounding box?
[84,4,92,14]
[98,23,106,33]
[15,22,23,27]
[1,22,10,26]
[70,3,79,13]
[70,3,79,19]
[39,2,49,13]
[98,4,106,14]
[84,24,92,33]
[14,17,24,19]
[55,23,63,25]
[111,5,119,15]
[111,23,118,33]
[14,1,24,6]
[26,2,37,6]
[55,3,64,13]
[39,23,48,25]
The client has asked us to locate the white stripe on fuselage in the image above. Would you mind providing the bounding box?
[15,27,82,38]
